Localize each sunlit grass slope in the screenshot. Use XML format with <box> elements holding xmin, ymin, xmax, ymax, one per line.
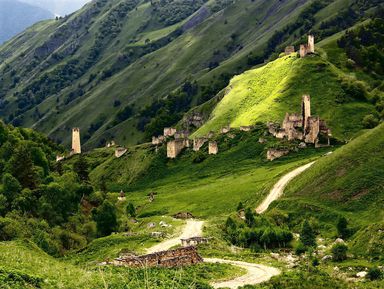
<box><xmin>193</xmin><ymin>54</ymin><xmax>375</xmax><ymax>140</ymax></box>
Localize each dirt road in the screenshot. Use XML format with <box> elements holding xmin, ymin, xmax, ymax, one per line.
<box><xmin>146</xmin><ymin>220</ymin><xmax>204</xmax><ymax>254</ymax></box>
<box><xmin>256</xmin><ymin>161</ymin><xmax>315</xmax><ymax>214</ymax></box>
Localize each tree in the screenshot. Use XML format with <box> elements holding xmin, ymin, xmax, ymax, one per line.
<box><xmin>366</xmin><ymin>267</ymin><xmax>383</xmax><ymax>281</ymax></box>
<box><xmin>9</xmin><ymin>144</ymin><xmax>38</xmax><ymax>189</ymax></box>
<box><xmin>362</xmin><ymin>114</ymin><xmax>379</xmax><ymax>129</ymax></box>
<box><xmin>2</xmin><ymin>173</ymin><xmax>21</xmax><ymax>203</ymax></box>
<box><xmin>92</xmin><ymin>200</ymin><xmax>117</xmax><ymax>237</ymax></box>
<box><xmin>245</xmin><ymin>208</ymin><xmax>255</xmax><ymax>227</ymax></box>
<box><xmin>300</xmin><ymin>220</ymin><xmax>316</xmax><ymax>247</ymax></box>
<box><xmin>336</xmin><ymin>216</ymin><xmax>349</xmax><ymax>239</ymax></box>
<box><xmin>126</xmin><ymin>202</ymin><xmax>136</xmax><ymax>217</ymax></box>
<box><xmin>331</xmin><ymin>243</ymin><xmax>348</xmax><ymax>261</ymax></box>
<box><xmin>73</xmin><ymin>155</ymin><xmax>89</xmax><ymax>182</ymax></box>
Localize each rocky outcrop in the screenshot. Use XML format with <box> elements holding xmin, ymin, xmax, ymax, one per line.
<box><xmin>267</xmin><ymin>149</ymin><xmax>289</xmax><ymax>161</ymax></box>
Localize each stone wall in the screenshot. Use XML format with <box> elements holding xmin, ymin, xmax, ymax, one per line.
<box><xmin>193</xmin><ymin>138</ymin><xmax>207</xmax><ymax>151</ymax></box>
<box><xmin>220</xmin><ymin>126</ymin><xmax>231</xmax><ymax>134</ymax></box>
<box><xmin>164</xmin><ymin>127</ymin><xmax>177</xmax><ymax>137</ymax></box>
<box><xmin>167</xmin><ymin>139</ymin><xmax>187</xmax><ymax>158</ymax></box>
<box><xmin>305</xmin><ymin>116</ymin><xmax>320</xmax><ymax>144</ymax></box>
<box><xmin>285</xmin><ymin>46</ymin><xmax>295</xmax><ymax>55</ymax></box>
<box><xmin>152</xmin><ymin>135</ymin><xmax>165</xmax><ymax>145</ymax></box>
<box><xmin>267</xmin><ymin>149</ymin><xmax>290</xmax><ymax>161</ymax></box>
<box><xmin>113</xmin><ymin>246</ymin><xmax>203</xmax><ymax>268</ymax></box>
<box><xmin>181</xmin><ymin>237</ymin><xmax>211</xmax><ymax>247</ymax></box>
<box><xmin>208</xmin><ymin>141</ymin><xmax>218</xmax><ymax>155</ymax></box>
<box><xmin>240</xmin><ymin>126</ymin><xmax>252</xmax><ymax>132</ymax></box>
<box><xmin>115</xmin><ymin>147</ymin><xmax>127</xmax><ymax>158</ymax></box>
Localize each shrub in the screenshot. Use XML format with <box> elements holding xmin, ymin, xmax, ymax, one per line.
<box><xmin>300</xmin><ymin>220</ymin><xmax>316</xmax><ymax>248</ymax></box>
<box><xmin>331</xmin><ymin>243</ymin><xmax>348</xmax><ymax>261</ymax></box>
<box><xmin>362</xmin><ymin>114</ymin><xmax>380</xmax><ymax>129</ymax></box>
<box><xmin>366</xmin><ymin>267</ymin><xmax>383</xmax><ymax>281</ymax></box>
<box><xmin>295</xmin><ymin>242</ymin><xmax>307</xmax><ymax>255</ymax></box>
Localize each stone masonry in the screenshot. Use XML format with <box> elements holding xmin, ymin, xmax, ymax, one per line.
<box><xmin>300</xmin><ymin>35</ymin><xmax>315</xmax><ymax>58</ymax></box>
<box><xmin>193</xmin><ymin>138</ymin><xmax>208</xmax><ymax>151</ymax></box>
<box><xmin>71</xmin><ymin>128</ymin><xmax>81</xmax><ymax>155</ymax></box>
<box><xmin>167</xmin><ymin>139</ymin><xmax>189</xmax><ymax>158</ymax></box>
<box><xmin>113</xmin><ymin>246</ymin><xmax>203</xmax><ymax>268</ymax></box>
<box><xmin>208</xmin><ymin>141</ymin><xmax>218</xmax><ymax>155</ymax></box>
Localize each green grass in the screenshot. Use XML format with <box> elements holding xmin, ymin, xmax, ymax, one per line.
<box><xmin>0</xmin><ymin>239</ymin><xmax>245</xmax><ymax>289</ymax></box>
<box><xmin>193</xmin><ymin>54</ymin><xmax>375</xmax><ymax>141</ymax></box>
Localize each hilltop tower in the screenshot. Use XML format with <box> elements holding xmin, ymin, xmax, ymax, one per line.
<box><xmin>72</xmin><ymin>128</ymin><xmax>81</xmax><ymax>154</ymax></box>
<box><xmin>302</xmin><ymin>95</ymin><xmax>311</xmax><ymax>131</ymax></box>
<box><xmin>308</xmin><ymin>34</ymin><xmax>315</xmax><ymax>53</ymax></box>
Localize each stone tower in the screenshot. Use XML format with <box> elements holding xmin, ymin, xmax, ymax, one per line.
<box><xmin>72</xmin><ymin>128</ymin><xmax>81</xmax><ymax>154</ymax></box>
<box><xmin>302</xmin><ymin>95</ymin><xmax>311</xmax><ymax>131</ymax></box>
<box><xmin>308</xmin><ymin>34</ymin><xmax>315</xmax><ymax>53</ymax></box>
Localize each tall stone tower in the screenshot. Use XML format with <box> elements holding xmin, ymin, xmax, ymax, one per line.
<box><xmin>302</xmin><ymin>95</ymin><xmax>311</xmax><ymax>131</ymax></box>
<box><xmin>72</xmin><ymin>128</ymin><xmax>81</xmax><ymax>154</ymax></box>
<box><xmin>308</xmin><ymin>34</ymin><xmax>315</xmax><ymax>53</ymax></box>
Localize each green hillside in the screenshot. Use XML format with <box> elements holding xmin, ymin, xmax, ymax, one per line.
<box><xmin>273</xmin><ymin>123</ymin><xmax>384</xmax><ymax>258</ymax></box>
<box><xmin>192</xmin><ymin>53</ymin><xmax>375</xmax><ymax>140</ymax></box>
<box><xmin>0</xmin><ymin>0</ymin><xmax>380</xmax><ymax>149</ymax></box>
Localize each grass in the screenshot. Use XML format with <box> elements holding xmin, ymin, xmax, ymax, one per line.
<box><xmin>193</xmin><ymin>54</ymin><xmax>375</xmax><ymax>141</ymax></box>
<box><xmin>0</xmin><ymin>239</ymin><xmax>245</xmax><ymax>289</ymax></box>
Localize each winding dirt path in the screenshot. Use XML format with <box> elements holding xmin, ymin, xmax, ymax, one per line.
<box><xmin>256</xmin><ymin>161</ymin><xmax>316</xmax><ymax>214</ymax></box>
<box><xmin>146</xmin><ymin>220</ymin><xmax>204</xmax><ymax>254</ymax></box>
<box><xmin>145</xmin><ymin>162</ymin><xmax>316</xmax><ymax>288</ymax></box>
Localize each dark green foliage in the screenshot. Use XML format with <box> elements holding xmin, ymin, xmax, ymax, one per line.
<box><xmin>9</xmin><ymin>144</ymin><xmax>39</xmax><ymax>189</ymax></box>
<box><xmin>73</xmin><ymin>155</ymin><xmax>89</xmax><ymax>182</ymax></box>
<box><xmin>92</xmin><ymin>200</ymin><xmax>118</xmax><ymax>237</ymax></box>
<box><xmin>336</xmin><ymin>216</ymin><xmax>350</xmax><ymax>239</ymax></box>
<box><xmin>295</xmin><ymin>242</ymin><xmax>307</xmax><ymax>255</ymax></box>
<box><xmin>126</xmin><ymin>202</ymin><xmax>136</xmax><ymax>217</ymax></box>
<box><xmin>362</xmin><ymin>114</ymin><xmax>380</xmax><ymax>128</ymax></box>
<box><xmin>224</xmin><ymin>208</ymin><xmax>292</xmax><ymax>250</ymax></box>
<box><xmin>2</xmin><ymin>173</ymin><xmax>21</xmax><ymax>204</ymax></box>
<box><xmin>0</xmin><ymin>267</ymin><xmax>43</xmax><ymax>289</ymax></box>
<box><xmin>331</xmin><ymin>243</ymin><xmax>348</xmax><ymax>261</ymax></box>
<box><xmin>300</xmin><ymin>220</ymin><xmax>316</xmax><ymax>248</ymax></box>
<box><xmin>338</xmin><ymin>18</ymin><xmax>384</xmax><ymax>76</ymax></box>
<box><xmin>366</xmin><ymin>267</ymin><xmax>383</xmax><ymax>281</ymax></box>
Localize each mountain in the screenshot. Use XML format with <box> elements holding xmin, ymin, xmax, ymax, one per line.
<box><xmin>0</xmin><ymin>0</ymin><xmax>381</xmax><ymax>150</ymax></box>
<box><xmin>19</xmin><ymin>0</ymin><xmax>91</xmax><ymax>16</ymax></box>
<box><xmin>0</xmin><ymin>0</ymin><xmax>53</xmax><ymax>44</ymax></box>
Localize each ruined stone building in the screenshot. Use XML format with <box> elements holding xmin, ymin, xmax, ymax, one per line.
<box><xmin>220</xmin><ymin>126</ymin><xmax>231</xmax><ymax>134</ymax></box>
<box><xmin>164</xmin><ymin>127</ymin><xmax>177</xmax><ymax>137</ymax></box>
<box><xmin>115</xmin><ymin>147</ymin><xmax>127</xmax><ymax>158</ymax></box>
<box><xmin>71</xmin><ymin>128</ymin><xmax>81</xmax><ymax>155</ymax></box>
<box><xmin>284</xmin><ymin>46</ymin><xmax>295</xmax><ymax>55</ymax></box>
<box><xmin>113</xmin><ymin>246</ymin><xmax>203</xmax><ymax>268</ymax></box>
<box><xmin>268</xmin><ymin>95</ymin><xmax>331</xmax><ymax>146</ymax></box>
<box><xmin>181</xmin><ymin>237</ymin><xmax>211</xmax><ymax>247</ymax></box>
<box><xmin>240</xmin><ymin>126</ymin><xmax>253</xmax><ymax>132</ymax></box>
<box><xmin>167</xmin><ymin>139</ymin><xmax>190</xmax><ymax>158</ymax></box>
<box><xmin>300</xmin><ymin>34</ymin><xmax>315</xmax><ymax>58</ymax></box>
<box><xmin>193</xmin><ymin>138</ymin><xmax>208</xmax><ymax>151</ymax></box>
<box><xmin>208</xmin><ymin>141</ymin><xmax>218</xmax><ymax>155</ymax></box>
<box><xmin>174</xmin><ymin>130</ymin><xmax>190</xmax><ymax>140</ymax></box>
<box><xmin>152</xmin><ymin>135</ymin><xmax>165</xmax><ymax>145</ymax></box>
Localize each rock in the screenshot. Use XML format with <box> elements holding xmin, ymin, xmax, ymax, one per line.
<box><xmin>270</xmin><ymin>253</ymin><xmax>280</xmax><ymax>260</ymax></box>
<box><xmin>159</xmin><ymin>221</ymin><xmax>171</xmax><ymax>227</ymax></box>
<box><xmin>322</xmin><ymin>255</ymin><xmax>332</xmax><ymax>262</ymax></box>
<box><xmin>258</xmin><ymin>138</ymin><xmax>267</xmax><ymax>144</ymax></box>
<box><xmin>150</xmin><ymin>232</ymin><xmax>164</xmax><ymax>238</ymax></box>
<box><xmin>298</xmin><ymin>142</ymin><xmax>307</xmax><ymax>148</ymax></box>
<box><xmin>317</xmin><ymin>245</ymin><xmax>327</xmax><ymax>249</ymax></box>
<box><xmin>334</xmin><ymin>238</ymin><xmax>345</xmax><ymax>244</ymax></box>
<box><xmin>356</xmin><ymin>271</ymin><xmax>367</xmax><ymax>278</ymax></box>
<box><xmin>147</xmin><ymin>222</ymin><xmax>156</xmax><ymax>228</ymax></box>
<box><xmin>333</xmin><ymin>266</ymin><xmax>339</xmax><ymax>271</ymax></box>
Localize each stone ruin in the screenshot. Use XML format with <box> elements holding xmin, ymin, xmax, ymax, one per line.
<box><xmin>220</xmin><ymin>125</ymin><xmax>231</xmax><ymax>134</ymax></box>
<box><xmin>167</xmin><ymin>139</ymin><xmax>190</xmax><ymax>158</ymax></box>
<box><xmin>106</xmin><ymin>141</ymin><xmax>116</xmax><ymax>148</ymax></box>
<box><xmin>284</xmin><ymin>45</ymin><xmax>295</xmax><ymax>55</ymax></box>
<box><xmin>115</xmin><ymin>147</ymin><xmax>127</xmax><ymax>158</ymax></box>
<box><xmin>118</xmin><ymin>190</ymin><xmax>126</xmax><ymax>201</ymax></box>
<box><xmin>193</xmin><ymin>137</ymin><xmax>208</xmax><ymax>151</ymax></box>
<box><xmin>152</xmin><ymin>135</ymin><xmax>165</xmax><ymax>145</ymax></box>
<box><xmin>183</xmin><ymin>112</ymin><xmax>204</xmax><ymax>128</ymax></box>
<box><xmin>112</xmin><ymin>246</ymin><xmax>203</xmax><ymax>268</ymax></box>
<box><xmin>173</xmin><ymin>212</ymin><xmax>195</xmax><ymax>219</ymax></box>
<box><xmin>174</xmin><ymin>130</ymin><xmax>190</xmax><ymax>140</ymax></box>
<box><xmin>71</xmin><ymin>127</ymin><xmax>81</xmax><ymax>155</ymax></box>
<box><xmin>208</xmin><ymin>141</ymin><xmax>218</xmax><ymax>155</ymax></box>
<box><xmin>268</xmin><ymin>94</ymin><xmax>331</xmax><ymax>147</ymax></box>
<box><xmin>240</xmin><ymin>126</ymin><xmax>253</xmax><ymax>132</ymax></box>
<box><xmin>267</xmin><ymin>149</ymin><xmax>290</xmax><ymax>161</ymax></box>
<box><xmin>148</xmin><ymin>192</ymin><xmax>157</xmax><ymax>203</ymax></box>
<box><xmin>181</xmin><ymin>237</ymin><xmax>211</xmax><ymax>247</ymax></box>
<box><xmin>163</xmin><ymin>127</ymin><xmax>177</xmax><ymax>137</ymax></box>
<box><xmin>300</xmin><ymin>34</ymin><xmax>315</xmax><ymax>58</ymax></box>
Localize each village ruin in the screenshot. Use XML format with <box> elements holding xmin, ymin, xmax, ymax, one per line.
<box><xmin>111</xmin><ymin>246</ymin><xmax>203</xmax><ymax>268</ymax></box>
<box><xmin>284</xmin><ymin>34</ymin><xmax>315</xmax><ymax>58</ymax></box>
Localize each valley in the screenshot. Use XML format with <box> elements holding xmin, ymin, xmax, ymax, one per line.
<box><xmin>0</xmin><ymin>0</ymin><xmax>383</xmax><ymax>288</ymax></box>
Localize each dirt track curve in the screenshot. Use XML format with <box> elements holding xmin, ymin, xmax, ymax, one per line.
<box><xmin>146</xmin><ymin>162</ymin><xmax>316</xmax><ymax>288</ymax></box>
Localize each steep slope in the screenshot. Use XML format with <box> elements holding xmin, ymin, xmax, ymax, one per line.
<box><xmin>274</xmin><ymin>123</ymin><xmax>384</xmax><ymax>258</ymax></box>
<box><xmin>0</xmin><ymin>0</ymin><xmax>379</xmax><ymax>149</ymax></box>
<box><xmin>192</xmin><ymin>53</ymin><xmax>376</xmax><ymax>141</ymax></box>
<box><xmin>0</xmin><ymin>0</ymin><xmax>53</xmax><ymax>44</ymax></box>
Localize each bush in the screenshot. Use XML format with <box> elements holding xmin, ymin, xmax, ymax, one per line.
<box><xmin>362</xmin><ymin>114</ymin><xmax>380</xmax><ymax>129</ymax></box>
<box><xmin>300</xmin><ymin>220</ymin><xmax>316</xmax><ymax>248</ymax></box>
<box><xmin>295</xmin><ymin>242</ymin><xmax>307</xmax><ymax>255</ymax></box>
<box><xmin>331</xmin><ymin>243</ymin><xmax>348</xmax><ymax>261</ymax></box>
<box><xmin>366</xmin><ymin>267</ymin><xmax>383</xmax><ymax>281</ymax></box>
